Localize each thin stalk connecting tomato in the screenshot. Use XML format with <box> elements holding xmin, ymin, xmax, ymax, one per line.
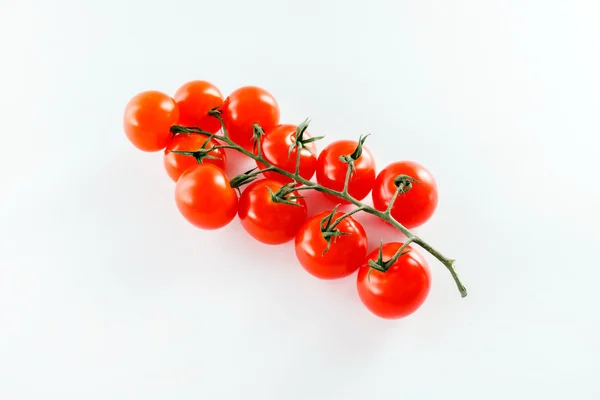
<box><xmin>170</xmin><ymin>118</ymin><xmax>468</xmax><ymax>298</ymax></box>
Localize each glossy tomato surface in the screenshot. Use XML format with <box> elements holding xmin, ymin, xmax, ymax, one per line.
<box><xmin>257</xmin><ymin>124</ymin><xmax>317</xmax><ymax>183</ymax></box>
<box><xmin>295</xmin><ymin>212</ymin><xmax>368</xmax><ymax>279</ymax></box>
<box><xmin>316</xmin><ymin>139</ymin><xmax>376</xmax><ymax>202</ymax></box>
<box><xmin>221</xmin><ymin>86</ymin><xmax>280</xmax><ymax>150</ymax></box>
<box><xmin>372</xmin><ymin>161</ymin><xmax>438</xmax><ymax>228</ymax></box>
<box><xmin>164</xmin><ymin>135</ymin><xmax>226</xmax><ymax>182</ymax></box>
<box><xmin>123</xmin><ymin>90</ymin><xmax>179</xmax><ymax>152</ymax></box>
<box><xmin>357</xmin><ymin>242</ymin><xmax>431</xmax><ymax>319</ymax></box>
<box><xmin>238</xmin><ymin>179</ymin><xmax>307</xmax><ymax>245</ymax></box>
<box><xmin>173</xmin><ymin>80</ymin><xmax>224</xmax><ymax>133</ymax></box>
<box><xmin>175</xmin><ymin>164</ymin><xmax>238</xmax><ymax>229</ymax></box>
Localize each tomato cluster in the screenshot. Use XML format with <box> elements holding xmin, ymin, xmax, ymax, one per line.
<box><xmin>123</xmin><ymin>81</ymin><xmax>441</xmax><ymax>319</ymax></box>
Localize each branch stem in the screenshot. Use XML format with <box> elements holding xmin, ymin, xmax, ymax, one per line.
<box><xmin>208</xmin><ymin>110</ymin><xmax>228</xmax><ymax>138</ymax></box>
<box><xmin>329</xmin><ymin>206</ymin><xmax>367</xmax><ymax>230</ymax></box>
<box><xmin>384</xmin><ymin>238</ymin><xmax>415</xmax><ymax>268</ymax></box>
<box><xmin>294</xmin><ymin>145</ymin><xmax>302</xmax><ymax>175</ymax></box>
<box><xmin>385</xmin><ymin>183</ymin><xmax>405</xmax><ymax>215</ymax></box>
<box><xmin>342</xmin><ymin>162</ymin><xmax>353</xmax><ymax>195</ymax></box>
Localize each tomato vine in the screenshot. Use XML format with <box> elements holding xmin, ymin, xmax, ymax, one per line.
<box><xmin>170</xmin><ymin>114</ymin><xmax>468</xmax><ymax>298</ymax></box>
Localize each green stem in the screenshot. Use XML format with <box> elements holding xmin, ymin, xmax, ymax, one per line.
<box><xmin>208</xmin><ymin>110</ymin><xmax>228</xmax><ymax>139</ymax></box>
<box><xmin>384</xmin><ymin>184</ymin><xmax>404</xmax><ymax>215</ymax></box>
<box><xmin>341</xmin><ymin>162</ymin><xmax>353</xmax><ymax>196</ymax></box>
<box><xmin>294</xmin><ymin>144</ymin><xmax>302</xmax><ymax>176</ymax></box>
<box><xmin>413</xmin><ymin>237</ymin><xmax>467</xmax><ymax>297</ymax></box>
<box><xmin>329</xmin><ymin>206</ymin><xmax>367</xmax><ymax>230</ymax></box>
<box><xmin>170</xmin><ymin>124</ymin><xmax>467</xmax><ymax>298</ymax></box>
<box><xmin>253</xmin><ymin>123</ymin><xmax>265</xmax><ymax>158</ymax></box>
<box><xmin>229</xmin><ymin>166</ymin><xmax>276</xmax><ymax>189</ymax></box>
<box><xmin>383</xmin><ymin>238</ymin><xmax>415</xmax><ymax>269</ymax></box>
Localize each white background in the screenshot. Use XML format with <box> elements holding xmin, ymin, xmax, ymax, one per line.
<box><xmin>1</xmin><ymin>0</ymin><xmax>599</xmax><ymax>398</ymax></box>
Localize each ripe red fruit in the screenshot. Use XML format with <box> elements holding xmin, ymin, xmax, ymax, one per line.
<box><xmin>372</xmin><ymin>161</ymin><xmax>438</xmax><ymax>228</ymax></box>
<box><xmin>357</xmin><ymin>242</ymin><xmax>431</xmax><ymax>319</ymax></box>
<box><xmin>295</xmin><ymin>211</ymin><xmax>368</xmax><ymax>279</ymax></box>
<box><xmin>173</xmin><ymin>80</ymin><xmax>224</xmax><ymax>133</ymax></box>
<box><xmin>175</xmin><ymin>164</ymin><xmax>238</xmax><ymax>230</ymax></box>
<box><xmin>221</xmin><ymin>86</ymin><xmax>280</xmax><ymax>150</ymax></box>
<box><xmin>316</xmin><ymin>139</ymin><xmax>376</xmax><ymax>202</ymax></box>
<box><xmin>123</xmin><ymin>90</ymin><xmax>179</xmax><ymax>152</ymax></box>
<box><xmin>163</xmin><ymin>135</ymin><xmax>226</xmax><ymax>182</ymax></box>
<box><xmin>238</xmin><ymin>179</ymin><xmax>308</xmax><ymax>245</ymax></box>
<box><xmin>257</xmin><ymin>124</ymin><xmax>317</xmax><ymax>183</ymax></box>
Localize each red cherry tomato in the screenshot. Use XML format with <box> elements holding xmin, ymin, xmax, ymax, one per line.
<box><xmin>238</xmin><ymin>179</ymin><xmax>308</xmax><ymax>245</ymax></box>
<box><xmin>164</xmin><ymin>135</ymin><xmax>226</xmax><ymax>182</ymax></box>
<box><xmin>316</xmin><ymin>139</ymin><xmax>376</xmax><ymax>202</ymax></box>
<box><xmin>173</xmin><ymin>80</ymin><xmax>224</xmax><ymax>133</ymax></box>
<box><xmin>221</xmin><ymin>86</ymin><xmax>280</xmax><ymax>150</ymax></box>
<box><xmin>175</xmin><ymin>164</ymin><xmax>238</xmax><ymax>230</ymax></box>
<box><xmin>257</xmin><ymin>124</ymin><xmax>317</xmax><ymax>183</ymax></box>
<box><xmin>123</xmin><ymin>90</ymin><xmax>179</xmax><ymax>152</ymax></box>
<box><xmin>357</xmin><ymin>242</ymin><xmax>431</xmax><ymax>319</ymax></box>
<box><xmin>371</xmin><ymin>161</ymin><xmax>438</xmax><ymax>229</ymax></box>
<box><xmin>295</xmin><ymin>211</ymin><xmax>368</xmax><ymax>279</ymax></box>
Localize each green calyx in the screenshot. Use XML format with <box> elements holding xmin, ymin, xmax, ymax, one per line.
<box><xmin>319</xmin><ymin>205</ymin><xmax>351</xmax><ymax>256</ymax></box>
<box><xmin>266</xmin><ymin>182</ymin><xmax>306</xmax><ymax>207</ymax></box>
<box><xmin>167</xmin><ymin>135</ymin><xmax>222</xmax><ymax>164</ymax></box>
<box><xmin>287</xmin><ymin>118</ymin><xmax>325</xmax><ymax>159</ymax></box>
<box><xmin>393</xmin><ymin>175</ymin><xmax>421</xmax><ymax>194</ymax></box>
<box><xmin>338</xmin><ymin>134</ymin><xmax>371</xmax><ymax>176</ymax></box>
<box><xmin>252</xmin><ymin>123</ymin><xmax>265</xmax><ymax>153</ymax></box>
<box><xmin>229</xmin><ymin>167</ymin><xmax>262</xmax><ymax>189</ymax></box>
<box><xmin>338</xmin><ymin>133</ymin><xmax>370</xmax><ymax>167</ymax></box>
<box><xmin>367</xmin><ymin>240</ymin><xmax>413</xmax><ymax>283</ymax></box>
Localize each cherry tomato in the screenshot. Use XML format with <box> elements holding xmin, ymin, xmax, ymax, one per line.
<box><xmin>357</xmin><ymin>242</ymin><xmax>431</xmax><ymax>319</ymax></box>
<box><xmin>164</xmin><ymin>134</ymin><xmax>226</xmax><ymax>182</ymax></box>
<box><xmin>316</xmin><ymin>139</ymin><xmax>376</xmax><ymax>203</ymax></box>
<box><xmin>295</xmin><ymin>211</ymin><xmax>368</xmax><ymax>279</ymax></box>
<box><xmin>175</xmin><ymin>164</ymin><xmax>238</xmax><ymax>230</ymax></box>
<box><xmin>173</xmin><ymin>80</ymin><xmax>224</xmax><ymax>133</ymax></box>
<box><xmin>123</xmin><ymin>90</ymin><xmax>179</xmax><ymax>152</ymax></box>
<box><xmin>221</xmin><ymin>86</ymin><xmax>280</xmax><ymax>150</ymax></box>
<box><xmin>238</xmin><ymin>179</ymin><xmax>307</xmax><ymax>245</ymax></box>
<box><xmin>371</xmin><ymin>161</ymin><xmax>438</xmax><ymax>229</ymax></box>
<box><xmin>257</xmin><ymin>124</ymin><xmax>317</xmax><ymax>183</ymax></box>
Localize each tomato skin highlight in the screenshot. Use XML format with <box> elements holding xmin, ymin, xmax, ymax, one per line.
<box><xmin>175</xmin><ymin>164</ymin><xmax>238</xmax><ymax>230</ymax></box>
<box><xmin>174</xmin><ymin>80</ymin><xmax>224</xmax><ymax>133</ymax></box>
<box><xmin>295</xmin><ymin>212</ymin><xmax>368</xmax><ymax>279</ymax></box>
<box><xmin>357</xmin><ymin>242</ymin><xmax>431</xmax><ymax>319</ymax></box>
<box><xmin>164</xmin><ymin>135</ymin><xmax>226</xmax><ymax>182</ymax></box>
<box><xmin>123</xmin><ymin>90</ymin><xmax>179</xmax><ymax>152</ymax></box>
<box><xmin>316</xmin><ymin>139</ymin><xmax>376</xmax><ymax>203</ymax></box>
<box><xmin>238</xmin><ymin>179</ymin><xmax>308</xmax><ymax>245</ymax></box>
<box><xmin>257</xmin><ymin>124</ymin><xmax>317</xmax><ymax>183</ymax></box>
<box><xmin>221</xmin><ymin>86</ymin><xmax>280</xmax><ymax>150</ymax></box>
<box><xmin>371</xmin><ymin>161</ymin><xmax>438</xmax><ymax>229</ymax></box>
